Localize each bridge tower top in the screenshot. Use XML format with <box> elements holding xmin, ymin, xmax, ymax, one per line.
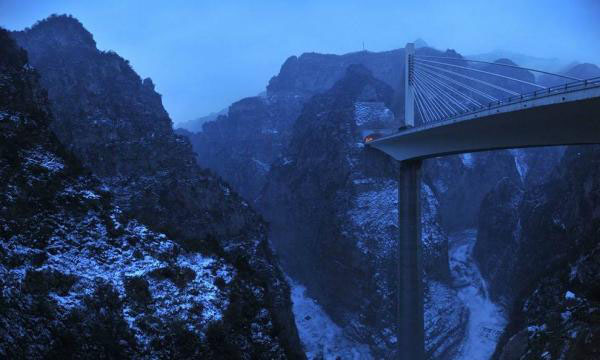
<box><xmin>404</xmin><ymin>43</ymin><xmax>415</xmax><ymax>127</ymax></box>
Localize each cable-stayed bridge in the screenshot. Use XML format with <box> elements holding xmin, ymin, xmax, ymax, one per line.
<box><xmin>367</xmin><ymin>43</ymin><xmax>600</xmax><ymax>360</ymax></box>
<box><xmin>371</xmin><ymin>44</ymin><xmax>600</xmax><ymax>161</ymax></box>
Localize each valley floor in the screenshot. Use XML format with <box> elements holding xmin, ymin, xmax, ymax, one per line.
<box><xmin>289</xmin><ymin>278</ymin><xmax>373</xmax><ymax>360</ymax></box>
<box><xmin>449</xmin><ymin>229</ymin><xmax>507</xmax><ymax>360</ymax></box>
<box><xmin>288</xmin><ymin>229</ymin><xmax>507</xmax><ymax>360</ymax></box>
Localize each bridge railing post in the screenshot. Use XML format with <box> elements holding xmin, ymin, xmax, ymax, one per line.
<box><xmin>404</xmin><ymin>43</ymin><xmax>415</xmax><ymax>127</ymax></box>
<box><xmin>397</xmin><ymin>159</ymin><xmax>424</xmax><ymax>360</ymax></box>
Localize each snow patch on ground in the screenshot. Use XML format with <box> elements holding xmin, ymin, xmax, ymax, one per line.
<box><xmin>347</xmin><ymin>180</ymin><xmax>397</xmax><ymax>255</ymax></box>
<box><xmin>1</xmin><ymin>205</ymin><xmax>233</xmax><ymax>348</ymax></box>
<box><xmin>289</xmin><ymin>279</ymin><xmax>372</xmax><ymax>360</ymax></box>
<box><xmin>509</xmin><ymin>149</ymin><xmax>528</xmax><ymax>181</ymax></box>
<box><xmin>449</xmin><ymin>229</ymin><xmax>507</xmax><ymax>360</ymax></box>
<box><xmin>23</xmin><ymin>146</ymin><xmax>65</xmax><ymax>172</ymax></box>
<box><xmin>460</xmin><ymin>153</ymin><xmax>474</xmax><ymax>168</ymax></box>
<box><xmin>354</xmin><ymin>102</ymin><xmax>394</xmax><ymax>126</ymax></box>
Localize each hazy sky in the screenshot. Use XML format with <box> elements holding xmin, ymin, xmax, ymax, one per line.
<box><xmin>2</xmin><ymin>0</ymin><xmax>599</xmax><ymax>124</ymax></box>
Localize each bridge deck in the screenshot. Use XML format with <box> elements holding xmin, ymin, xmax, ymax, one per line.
<box><xmin>369</xmin><ymin>83</ymin><xmax>600</xmax><ymax>161</ymax></box>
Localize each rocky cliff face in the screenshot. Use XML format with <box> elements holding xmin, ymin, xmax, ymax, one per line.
<box><xmin>183</xmin><ymin>48</ymin><xmax>407</xmax><ymax>205</ymax></box>
<box><xmin>0</xmin><ymin>27</ymin><xmax>273</xmax><ymax>359</ymax></box>
<box><xmin>184</xmin><ymin>41</ymin><xmax>600</xmax><ymax>359</ymax></box>
<box><xmin>488</xmin><ymin>145</ymin><xmax>600</xmax><ymax>359</ymax></box>
<box><xmin>473</xmin><ymin>61</ymin><xmax>600</xmax><ymax>360</ymax></box>
<box><xmin>425</xmin><ymin>151</ymin><xmax>522</xmax><ymax>232</ymax></box>
<box><xmin>8</xmin><ymin>13</ymin><xmax>600</xmax><ymax>359</ymax></box>
<box><xmin>267</xmin><ymin>50</ymin><xmax>404</xmax><ymax>95</ymax></box>
<box><xmin>180</xmin><ymin>42</ymin><xmax>600</xmax><ymax>359</ymax></box>
<box><xmin>10</xmin><ymin>16</ymin><xmax>305</xmax><ymax>359</ymax></box>
<box><xmin>261</xmin><ymin>65</ymin><xmax>467</xmax><ymax>359</ymax></box>
<box><xmin>182</xmin><ymin>44</ymin><xmax>560</xmax><ymax>358</ymax></box>
<box><xmin>437</xmin><ymin>147</ymin><xmax>563</xmax><ymax>273</ymax></box>
<box><xmin>183</xmin><ymin>93</ymin><xmax>307</xmax><ymax>203</ymax></box>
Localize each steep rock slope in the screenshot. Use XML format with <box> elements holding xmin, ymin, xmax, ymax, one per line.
<box><xmin>0</xmin><ymin>28</ymin><xmax>285</xmax><ymax>359</ymax></box>
<box><xmin>183</xmin><ymin>48</ymin><xmax>409</xmax><ymax>204</ymax></box>
<box><xmin>190</xmin><ymin>45</ymin><xmax>558</xmax><ymax>233</ymax></box>
<box><xmin>474</xmin><ymin>63</ymin><xmax>600</xmax><ymax>305</ymax></box>
<box><xmin>261</xmin><ymin>65</ymin><xmax>467</xmax><ymax>359</ymax></box>
<box><xmin>426</xmin><ymin>146</ymin><xmax>563</xmax><ymax>233</ymax></box>
<box><xmin>184</xmin><ymin>93</ymin><xmax>307</xmax><ymax>203</ymax></box>
<box><xmin>425</xmin><ymin>151</ymin><xmax>521</xmax><ymax>232</ymax></box>
<box><xmin>267</xmin><ymin>50</ymin><xmax>404</xmax><ymax>96</ymax></box>
<box><xmin>183</xmin><ymin>41</ymin><xmax>573</xmax><ymax>358</ymax></box>
<box><xmin>473</xmin><ymin>62</ymin><xmax>600</xmax><ymax>359</ymax></box>
<box><xmin>184</xmin><ymin>44</ymin><xmax>563</xmax><ymax>358</ymax></box>
<box><xmin>489</xmin><ymin>145</ymin><xmax>600</xmax><ymax>359</ymax></box>
<box><xmin>186</xmin><ymin>49</ymin><xmax>480</xmax><ymax>209</ymax></box>
<box><xmin>12</xmin><ymin>16</ymin><xmax>304</xmax><ymax>358</ymax></box>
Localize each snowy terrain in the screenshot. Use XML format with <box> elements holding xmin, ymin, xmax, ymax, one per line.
<box><xmin>289</xmin><ymin>279</ymin><xmax>373</xmax><ymax>360</ymax></box>
<box><xmin>449</xmin><ymin>230</ymin><xmax>507</xmax><ymax>360</ymax></box>
<box><xmin>353</xmin><ymin>101</ymin><xmax>394</xmax><ymax>126</ymax></box>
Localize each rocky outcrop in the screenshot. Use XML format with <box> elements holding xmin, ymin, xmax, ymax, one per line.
<box><xmin>490</xmin><ymin>145</ymin><xmax>600</xmax><ymax>359</ymax></box>
<box><xmin>185</xmin><ymin>93</ymin><xmax>307</xmax><ymax>203</ymax></box>
<box><xmin>473</xmin><ymin>176</ymin><xmax>524</xmax><ymax>305</ymax></box>
<box><xmin>425</xmin><ymin>150</ymin><xmax>521</xmax><ymax>232</ymax></box>
<box><xmin>475</xmin><ymin>62</ymin><xmax>600</xmax><ymax>356</ymax></box>
<box><xmin>177</xmin><ymin>108</ymin><xmax>228</xmax><ymax>133</ymax></box>
<box><xmin>0</xmin><ymin>27</ymin><xmax>282</xmax><ymax>358</ymax></box>
<box><xmin>472</xmin><ymin>148</ymin><xmax>566</xmax><ymax>306</ymax></box>
<box><xmin>183</xmin><ymin>48</ymin><xmax>410</xmax><ymax>204</ymax></box>
<box><xmin>184</xmin><ymin>44</ymin><xmax>555</xmax><ymax>358</ymax></box>
<box><xmin>261</xmin><ymin>65</ymin><xmax>467</xmax><ymax>359</ymax></box>
<box><xmin>10</xmin><ymin>16</ymin><xmax>305</xmax><ymax>358</ymax></box>
<box><xmin>267</xmin><ymin>50</ymin><xmax>404</xmax><ymax>96</ymax></box>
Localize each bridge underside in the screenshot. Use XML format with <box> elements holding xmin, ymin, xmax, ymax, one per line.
<box><xmin>369</xmin><ymin>86</ymin><xmax>600</xmax><ymax>161</ymax></box>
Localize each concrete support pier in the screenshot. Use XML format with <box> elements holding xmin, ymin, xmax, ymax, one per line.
<box><xmin>397</xmin><ymin>159</ymin><xmax>424</xmax><ymax>360</ymax></box>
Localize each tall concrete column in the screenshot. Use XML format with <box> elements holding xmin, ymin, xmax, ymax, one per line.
<box><xmin>397</xmin><ymin>159</ymin><xmax>424</xmax><ymax>360</ymax></box>
<box><xmin>404</xmin><ymin>43</ymin><xmax>415</xmax><ymax>127</ymax></box>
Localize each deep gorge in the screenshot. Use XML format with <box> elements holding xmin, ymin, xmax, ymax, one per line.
<box><xmin>1</xmin><ymin>10</ymin><xmax>600</xmax><ymax>360</ymax></box>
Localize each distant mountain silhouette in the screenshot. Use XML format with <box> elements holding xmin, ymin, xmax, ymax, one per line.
<box><xmin>176</xmin><ymin>108</ymin><xmax>228</xmax><ymax>133</ymax></box>
<box><xmin>467</xmin><ymin>49</ymin><xmax>567</xmax><ymax>72</ymax></box>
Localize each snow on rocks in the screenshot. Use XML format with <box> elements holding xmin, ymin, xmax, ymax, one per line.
<box><xmin>289</xmin><ymin>279</ymin><xmax>373</xmax><ymax>360</ymax></box>
<box><xmin>460</xmin><ymin>153</ymin><xmax>474</xmax><ymax>168</ymax></box>
<box><xmin>353</xmin><ymin>102</ymin><xmax>394</xmax><ymax>127</ymax></box>
<box><xmin>449</xmin><ymin>230</ymin><xmax>507</xmax><ymax>360</ymax></box>
<box><xmin>0</xmin><ymin>163</ymin><xmax>235</xmax><ymax>354</ymax></box>
<box><xmin>347</xmin><ymin>179</ymin><xmax>397</xmax><ymax>256</ymax></box>
<box><xmin>509</xmin><ymin>149</ymin><xmax>529</xmax><ymax>181</ymax></box>
<box><xmin>425</xmin><ymin>281</ymin><xmax>468</xmax><ymax>359</ymax></box>
<box><xmin>23</xmin><ymin>146</ymin><xmax>65</xmax><ymax>173</ymax></box>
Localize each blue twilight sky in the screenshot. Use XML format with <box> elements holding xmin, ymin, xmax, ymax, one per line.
<box><xmin>2</xmin><ymin>0</ymin><xmax>599</xmax><ymax>125</ymax></box>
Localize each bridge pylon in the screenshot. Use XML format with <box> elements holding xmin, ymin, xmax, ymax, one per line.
<box><xmin>404</xmin><ymin>42</ymin><xmax>415</xmax><ymax>127</ymax></box>
<box><xmin>397</xmin><ymin>42</ymin><xmax>425</xmax><ymax>360</ymax></box>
